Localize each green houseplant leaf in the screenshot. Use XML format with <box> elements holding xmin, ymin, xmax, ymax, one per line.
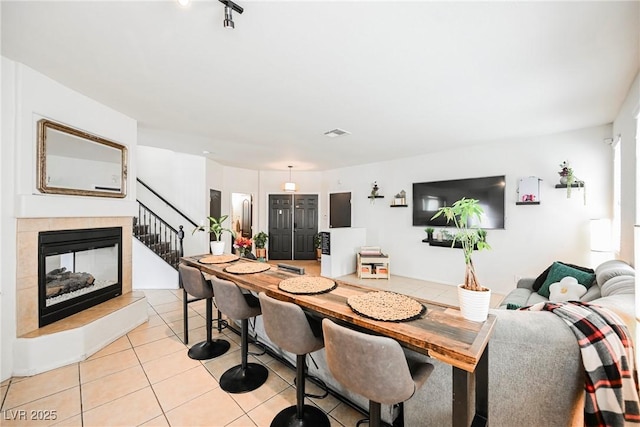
<box><xmin>432</xmin><ymin>198</ymin><xmax>491</xmax><ymax>291</ymax></box>
<box><xmin>192</xmin><ymin>215</ymin><xmax>235</xmax><ymax>241</ymax></box>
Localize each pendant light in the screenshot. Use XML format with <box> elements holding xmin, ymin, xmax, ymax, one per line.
<box><xmin>283</xmin><ymin>166</ymin><xmax>297</xmax><ymax>193</ymax></box>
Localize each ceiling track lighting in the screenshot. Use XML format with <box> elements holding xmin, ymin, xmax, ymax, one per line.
<box><xmin>218</xmin><ymin>0</ymin><xmax>243</xmax><ymax>29</ymax></box>
<box><xmin>283</xmin><ymin>166</ymin><xmax>297</xmax><ymax>193</ymax></box>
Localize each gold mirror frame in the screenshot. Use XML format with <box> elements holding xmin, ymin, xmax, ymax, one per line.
<box><xmin>37</xmin><ymin>119</ymin><xmax>128</xmax><ymax>198</ymax></box>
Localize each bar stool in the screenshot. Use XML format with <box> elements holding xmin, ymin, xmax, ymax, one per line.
<box><xmin>322</xmin><ymin>319</ymin><xmax>434</xmax><ymax>427</ymax></box>
<box><xmin>210</xmin><ymin>276</ymin><xmax>269</xmax><ymax>393</ymax></box>
<box><xmin>258</xmin><ymin>292</ymin><xmax>330</xmax><ymax>427</ymax></box>
<box><xmin>178</xmin><ymin>264</ymin><xmax>230</xmax><ymax>360</ymax></box>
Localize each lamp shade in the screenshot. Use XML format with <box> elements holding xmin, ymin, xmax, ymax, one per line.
<box><xmin>283</xmin><ymin>182</ymin><xmax>297</xmax><ymax>192</ymax></box>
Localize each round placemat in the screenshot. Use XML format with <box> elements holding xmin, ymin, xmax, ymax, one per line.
<box><xmin>347</xmin><ymin>291</ymin><xmax>426</xmax><ymax>322</ymax></box>
<box><xmin>224</xmin><ymin>262</ymin><xmax>272</xmax><ymax>275</ymax></box>
<box><xmin>199</xmin><ymin>254</ymin><xmax>240</xmax><ymax>264</ymax></box>
<box><xmin>278</xmin><ymin>276</ymin><xmax>337</xmax><ymax>295</ymax></box>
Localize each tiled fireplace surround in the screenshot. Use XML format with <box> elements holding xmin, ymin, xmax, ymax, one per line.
<box><xmin>16</xmin><ymin>217</ymin><xmax>133</xmax><ymax>336</ymax></box>
<box><xmin>14</xmin><ymin>216</ymin><xmax>147</xmax><ymax>376</ymax></box>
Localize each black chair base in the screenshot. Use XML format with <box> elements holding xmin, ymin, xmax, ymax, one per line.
<box><xmin>219</xmin><ymin>363</ymin><xmax>268</xmax><ymax>393</ymax></box>
<box><xmin>271</xmin><ymin>405</ymin><xmax>330</xmax><ymax>427</ymax></box>
<box><xmin>187</xmin><ymin>339</ymin><xmax>230</xmax><ymax>360</ymax></box>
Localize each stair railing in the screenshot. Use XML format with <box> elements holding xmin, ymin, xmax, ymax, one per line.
<box><xmin>135</xmin><ymin>202</ymin><xmax>184</xmax><ymax>270</ymax></box>
<box><xmin>137</xmin><ymin>178</ymin><xmax>198</xmax><ymax>228</ymax></box>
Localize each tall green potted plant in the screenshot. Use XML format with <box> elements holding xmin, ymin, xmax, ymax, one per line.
<box><xmin>432</xmin><ymin>198</ymin><xmax>492</xmax><ymax>321</ymax></box>
<box><xmin>193</xmin><ymin>215</ymin><xmax>235</xmax><ymax>255</ymax></box>
<box><xmin>254</xmin><ymin>231</ymin><xmax>268</xmax><ymax>260</ymax></box>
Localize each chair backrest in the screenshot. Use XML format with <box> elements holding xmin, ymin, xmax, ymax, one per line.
<box><xmin>179</xmin><ymin>264</ymin><xmax>213</xmax><ymax>299</ymax></box>
<box><xmin>258</xmin><ymin>292</ymin><xmax>324</xmax><ymax>356</ymax></box>
<box><xmin>322</xmin><ymin>318</ymin><xmax>416</xmax><ymax>405</ymax></box>
<box><xmin>210</xmin><ymin>275</ymin><xmax>261</xmax><ymax>320</ymax></box>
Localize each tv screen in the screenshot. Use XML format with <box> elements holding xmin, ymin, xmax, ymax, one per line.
<box><xmin>412</xmin><ymin>175</ymin><xmax>506</xmax><ymax>229</ymax></box>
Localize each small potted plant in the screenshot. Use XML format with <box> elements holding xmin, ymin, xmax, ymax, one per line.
<box><xmin>558</xmin><ymin>160</ymin><xmax>585</xmax><ymax>202</ymax></box>
<box><xmin>193</xmin><ymin>215</ymin><xmax>235</xmax><ymax>255</ymax></box>
<box><xmin>254</xmin><ymin>232</ymin><xmax>268</xmax><ymax>260</ymax></box>
<box><xmin>314</xmin><ymin>233</ymin><xmax>322</xmax><ymax>261</ymax></box>
<box><xmin>432</xmin><ymin>198</ymin><xmax>492</xmax><ymax>322</ymax></box>
<box><xmin>424</xmin><ymin>227</ymin><xmax>434</xmax><ymax>241</ymax></box>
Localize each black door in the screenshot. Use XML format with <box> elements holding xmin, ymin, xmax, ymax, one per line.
<box><xmin>209</xmin><ymin>189</ymin><xmax>222</xmax><ymax>242</ymax></box>
<box><xmin>268</xmin><ymin>195</ymin><xmax>293</xmax><ymax>260</ymax></box>
<box><xmin>330</xmin><ymin>192</ymin><xmax>351</xmax><ymax>228</ymax></box>
<box><xmin>294</xmin><ymin>194</ymin><xmax>318</xmax><ymax>260</ymax></box>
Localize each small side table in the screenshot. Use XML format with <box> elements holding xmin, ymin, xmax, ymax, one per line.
<box><xmin>356</xmin><ymin>253</ymin><xmax>390</xmax><ymax>279</ymax></box>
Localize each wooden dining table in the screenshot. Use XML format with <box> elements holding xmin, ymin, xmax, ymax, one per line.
<box><xmin>181</xmin><ymin>255</ymin><xmax>497</xmax><ymax>427</ymax></box>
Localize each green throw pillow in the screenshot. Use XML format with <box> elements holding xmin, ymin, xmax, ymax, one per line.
<box><xmin>537</xmin><ymin>262</ymin><xmax>595</xmax><ymax>298</ymax></box>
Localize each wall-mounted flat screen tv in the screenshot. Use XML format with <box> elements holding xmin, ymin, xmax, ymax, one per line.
<box><xmin>412</xmin><ymin>175</ymin><xmax>506</xmax><ymax>229</ymax></box>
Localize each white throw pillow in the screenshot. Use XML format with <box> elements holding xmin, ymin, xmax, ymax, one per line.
<box><xmin>549</xmin><ymin>276</ymin><xmax>587</xmax><ymax>302</ymax></box>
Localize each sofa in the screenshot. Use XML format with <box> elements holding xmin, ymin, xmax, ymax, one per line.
<box><xmin>405</xmin><ymin>259</ymin><xmax>636</xmax><ymax>427</ymax></box>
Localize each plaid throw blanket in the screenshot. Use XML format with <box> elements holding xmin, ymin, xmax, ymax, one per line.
<box><xmin>525</xmin><ymin>301</ymin><xmax>640</xmax><ymax>426</ymax></box>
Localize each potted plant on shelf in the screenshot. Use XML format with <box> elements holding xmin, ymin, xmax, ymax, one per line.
<box><xmin>192</xmin><ymin>215</ymin><xmax>235</xmax><ymax>255</ymax></box>
<box><xmin>254</xmin><ymin>232</ymin><xmax>268</xmax><ymax>260</ymax></box>
<box><xmin>314</xmin><ymin>233</ymin><xmax>322</xmax><ymax>261</ymax></box>
<box><xmin>432</xmin><ymin>198</ymin><xmax>492</xmax><ymax>322</ymax></box>
<box><xmin>424</xmin><ymin>227</ymin><xmax>434</xmax><ymax>241</ymax></box>
<box><xmin>558</xmin><ymin>160</ymin><xmax>586</xmax><ymax>203</ymax></box>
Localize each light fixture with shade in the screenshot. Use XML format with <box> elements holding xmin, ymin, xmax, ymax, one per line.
<box><xmin>219</xmin><ymin>0</ymin><xmax>243</xmax><ymax>29</ymax></box>
<box><xmin>283</xmin><ymin>166</ymin><xmax>297</xmax><ymax>193</ymax></box>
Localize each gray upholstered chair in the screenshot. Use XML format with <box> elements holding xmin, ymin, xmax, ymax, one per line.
<box><xmin>210</xmin><ymin>276</ymin><xmax>269</xmax><ymax>393</ymax></box>
<box><xmin>178</xmin><ymin>264</ymin><xmax>230</xmax><ymax>360</ymax></box>
<box><xmin>322</xmin><ymin>318</ymin><xmax>433</xmax><ymax>427</ymax></box>
<box><xmin>258</xmin><ymin>292</ymin><xmax>330</xmax><ymax>427</ymax></box>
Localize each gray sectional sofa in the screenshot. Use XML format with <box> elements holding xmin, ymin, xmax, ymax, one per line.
<box><xmin>244</xmin><ymin>260</ymin><xmax>635</xmax><ymax>426</ymax></box>
<box><xmin>405</xmin><ymin>259</ymin><xmax>636</xmax><ymax>427</ymax></box>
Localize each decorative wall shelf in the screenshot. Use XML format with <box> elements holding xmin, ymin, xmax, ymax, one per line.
<box><xmin>554</xmin><ymin>183</ymin><xmax>584</xmax><ymax>188</ymax></box>
<box><xmin>367</xmin><ymin>195</ymin><xmax>384</xmax><ymax>199</ymax></box>
<box><xmin>515</xmin><ymin>201</ymin><xmax>540</xmax><ymax>206</ymax></box>
<box><xmin>390</xmin><ymin>204</ymin><xmax>407</xmax><ymax>207</ymax></box>
<box><xmin>422</xmin><ymin>238</ymin><xmax>479</xmax><ymax>250</ymax></box>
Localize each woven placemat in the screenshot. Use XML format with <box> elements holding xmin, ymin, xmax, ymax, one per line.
<box><xmin>199</xmin><ymin>254</ymin><xmax>240</xmax><ymax>264</ymax></box>
<box><xmin>347</xmin><ymin>291</ymin><xmax>426</xmax><ymax>322</ymax></box>
<box><xmin>278</xmin><ymin>276</ymin><xmax>337</xmax><ymax>295</ymax></box>
<box><xmin>224</xmin><ymin>262</ymin><xmax>272</xmax><ymax>275</ymax></box>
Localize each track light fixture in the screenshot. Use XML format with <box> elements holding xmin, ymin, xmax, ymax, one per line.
<box><xmin>219</xmin><ymin>0</ymin><xmax>243</xmax><ymax>29</ymax></box>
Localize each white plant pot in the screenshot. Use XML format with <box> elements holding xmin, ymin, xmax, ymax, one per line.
<box><xmin>210</xmin><ymin>241</ymin><xmax>225</xmax><ymax>255</ymax></box>
<box><xmin>457</xmin><ymin>284</ymin><xmax>491</xmax><ymax>322</ymax></box>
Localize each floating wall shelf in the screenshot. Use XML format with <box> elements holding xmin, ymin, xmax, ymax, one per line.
<box><xmin>367</xmin><ymin>195</ymin><xmax>384</xmax><ymax>199</ymax></box>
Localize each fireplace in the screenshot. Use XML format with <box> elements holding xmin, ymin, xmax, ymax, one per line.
<box><xmin>38</xmin><ymin>227</ymin><xmax>123</xmax><ymax>327</ymax></box>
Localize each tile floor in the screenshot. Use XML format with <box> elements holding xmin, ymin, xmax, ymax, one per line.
<box><xmin>1</xmin><ymin>288</ymin><xmax>365</xmax><ymax>427</ymax></box>
<box><xmin>0</xmin><ymin>262</ymin><xmax>504</xmax><ymax>427</ymax></box>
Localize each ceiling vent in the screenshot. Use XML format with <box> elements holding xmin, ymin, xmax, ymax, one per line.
<box><xmin>324</xmin><ymin>128</ymin><xmax>351</xmax><ymax>138</ymax></box>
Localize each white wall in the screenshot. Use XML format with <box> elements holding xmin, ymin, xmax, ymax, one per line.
<box><xmin>1</xmin><ymin>58</ymin><xmax>137</xmax><ymax>381</ymax></box>
<box><xmin>614</xmin><ymin>72</ymin><xmax>640</xmax><ymax>262</ymax></box>
<box><xmin>321</xmin><ymin>125</ymin><xmax>614</xmax><ymax>295</ymax></box>
<box><xmin>135</xmin><ymin>143</ymin><xmax>207</xmax><ymax>256</ymax></box>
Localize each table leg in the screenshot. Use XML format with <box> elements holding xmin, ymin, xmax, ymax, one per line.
<box><xmin>452</xmin><ymin>344</ymin><xmax>489</xmax><ymax>427</ymax></box>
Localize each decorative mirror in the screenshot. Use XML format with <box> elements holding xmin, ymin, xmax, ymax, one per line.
<box><xmin>37</xmin><ymin>119</ymin><xmax>127</xmax><ymax>198</ymax></box>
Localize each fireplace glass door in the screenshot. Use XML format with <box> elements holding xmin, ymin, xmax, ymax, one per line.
<box><xmin>39</xmin><ymin>227</ymin><xmax>123</xmax><ymax>327</ymax></box>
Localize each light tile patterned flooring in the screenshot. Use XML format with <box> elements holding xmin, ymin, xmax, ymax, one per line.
<box><xmin>1</xmin><ymin>288</ymin><xmax>365</xmax><ymax>426</ymax></box>
<box><xmin>0</xmin><ymin>260</ymin><xmax>504</xmax><ymax>427</ymax></box>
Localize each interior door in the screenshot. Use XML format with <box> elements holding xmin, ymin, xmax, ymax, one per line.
<box><xmin>293</xmin><ymin>194</ymin><xmax>318</xmax><ymax>260</ymax></box>
<box><xmin>209</xmin><ymin>189</ymin><xmax>222</xmax><ymax>242</ymax></box>
<box><xmin>330</xmin><ymin>192</ymin><xmax>351</xmax><ymax>228</ymax></box>
<box><xmin>268</xmin><ymin>195</ymin><xmax>293</xmax><ymax>260</ymax></box>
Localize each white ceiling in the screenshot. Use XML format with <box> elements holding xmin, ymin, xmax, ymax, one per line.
<box><xmin>2</xmin><ymin>1</ymin><xmax>639</xmax><ymax>172</ymax></box>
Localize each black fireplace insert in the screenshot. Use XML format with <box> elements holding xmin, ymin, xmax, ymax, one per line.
<box><xmin>38</xmin><ymin>227</ymin><xmax>123</xmax><ymax>327</ymax></box>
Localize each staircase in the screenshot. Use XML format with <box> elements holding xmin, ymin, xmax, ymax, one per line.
<box><xmin>133</xmin><ymin>178</ymin><xmax>198</xmax><ymax>270</ymax></box>
<box><xmin>133</xmin><ymin>202</ymin><xmax>184</xmax><ymax>270</ymax></box>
